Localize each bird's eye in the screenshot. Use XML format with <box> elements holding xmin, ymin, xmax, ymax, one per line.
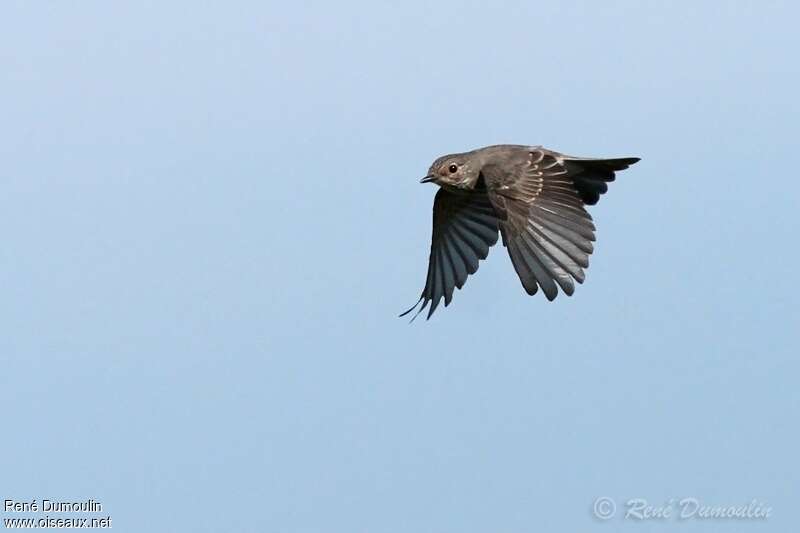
<box><xmin>448</xmin><ymin>164</ymin><xmax>458</xmax><ymax>173</ymax></box>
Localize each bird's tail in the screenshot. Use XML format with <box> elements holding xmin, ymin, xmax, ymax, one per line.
<box><xmin>564</xmin><ymin>157</ymin><xmax>640</xmax><ymax>205</ymax></box>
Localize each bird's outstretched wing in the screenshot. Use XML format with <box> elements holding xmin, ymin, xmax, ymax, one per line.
<box><xmin>401</xmin><ymin>188</ymin><xmax>500</xmax><ymax>320</ymax></box>
<box><xmin>484</xmin><ymin>148</ymin><xmax>639</xmax><ymax>300</ymax></box>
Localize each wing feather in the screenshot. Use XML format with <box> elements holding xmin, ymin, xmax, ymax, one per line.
<box><xmin>516</xmin><ymin>230</ymin><xmax>562</xmax><ymax>299</ymax></box>
<box><xmin>442</xmin><ymin>234</ymin><xmax>468</xmax><ymax>290</ymax></box>
<box><xmin>484</xmin><ymin>147</ymin><xmax>637</xmax><ymax>300</ymax></box>
<box><xmin>401</xmin><ymin>188</ymin><xmax>500</xmax><ymax>320</ymax></box>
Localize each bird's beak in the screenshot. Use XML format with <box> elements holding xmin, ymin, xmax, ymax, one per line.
<box><xmin>420</xmin><ymin>175</ymin><xmax>436</xmax><ymax>184</ymax></box>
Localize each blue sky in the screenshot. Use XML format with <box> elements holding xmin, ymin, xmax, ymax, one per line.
<box><xmin>1</xmin><ymin>1</ymin><xmax>798</xmax><ymax>532</ymax></box>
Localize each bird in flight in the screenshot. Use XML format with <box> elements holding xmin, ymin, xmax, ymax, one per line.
<box><xmin>401</xmin><ymin>144</ymin><xmax>640</xmax><ymax>321</ymax></box>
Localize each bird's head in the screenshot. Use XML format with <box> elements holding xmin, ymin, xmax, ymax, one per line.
<box><xmin>420</xmin><ymin>153</ymin><xmax>480</xmax><ymax>189</ymax></box>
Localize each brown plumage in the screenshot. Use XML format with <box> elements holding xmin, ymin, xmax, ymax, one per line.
<box><xmin>401</xmin><ymin>145</ymin><xmax>640</xmax><ymax>320</ymax></box>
